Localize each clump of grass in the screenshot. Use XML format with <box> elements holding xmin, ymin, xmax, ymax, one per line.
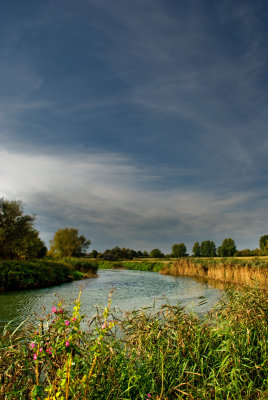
<box><xmin>0</xmin><ymin>286</ymin><xmax>267</xmax><ymax>399</ymax></box>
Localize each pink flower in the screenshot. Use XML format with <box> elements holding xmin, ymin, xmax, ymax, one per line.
<box><xmin>33</xmin><ymin>353</ymin><xmax>37</xmax><ymax>360</ymax></box>
<box><xmin>72</xmin><ymin>317</ymin><xmax>76</xmax><ymax>321</ymax></box>
<box><xmin>39</xmin><ymin>348</ymin><xmax>43</xmax><ymax>352</ymax></box>
<box><xmin>46</xmin><ymin>348</ymin><xmax>52</xmax><ymax>355</ymax></box>
<box><xmin>147</xmin><ymin>394</ymin><xmax>152</xmax><ymax>398</ymax></box>
<box><xmin>65</xmin><ymin>320</ymin><xmax>70</xmax><ymax>326</ymax></box>
<box><xmin>30</xmin><ymin>342</ymin><xmax>36</xmax><ymax>349</ymax></box>
<box><xmin>52</xmin><ymin>306</ymin><xmax>57</xmax><ymax>313</ymax></box>
<box><xmin>65</xmin><ymin>341</ymin><xmax>70</xmax><ymax>347</ymax></box>
<box><xmin>58</xmin><ymin>309</ymin><xmax>63</xmax><ymax>314</ymax></box>
<box><xmin>102</xmin><ymin>323</ymin><xmax>106</xmax><ymax>329</ymax></box>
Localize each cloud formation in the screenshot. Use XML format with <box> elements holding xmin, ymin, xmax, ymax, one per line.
<box><xmin>0</xmin><ymin>0</ymin><xmax>267</xmax><ymax>252</ymax></box>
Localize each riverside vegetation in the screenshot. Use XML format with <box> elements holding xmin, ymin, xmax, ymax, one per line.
<box><xmin>0</xmin><ymin>286</ymin><xmax>267</xmax><ymax>399</ymax></box>
<box><xmin>160</xmin><ymin>257</ymin><xmax>268</xmax><ymax>289</ymax></box>
<box><xmin>0</xmin><ymin>259</ymin><xmax>98</xmax><ymax>291</ymax></box>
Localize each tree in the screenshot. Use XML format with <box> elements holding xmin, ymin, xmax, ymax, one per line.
<box><xmin>200</xmin><ymin>240</ymin><xmax>216</xmax><ymax>257</ymax></box>
<box><xmin>0</xmin><ymin>198</ymin><xmax>46</xmax><ymax>259</ymax></box>
<box><xmin>192</xmin><ymin>242</ymin><xmax>200</xmax><ymax>257</ymax></box>
<box><xmin>149</xmin><ymin>248</ymin><xmax>164</xmax><ymax>258</ymax></box>
<box><xmin>217</xmin><ymin>238</ymin><xmax>236</xmax><ymax>257</ymax></box>
<box><xmin>172</xmin><ymin>243</ymin><xmax>187</xmax><ymax>257</ymax></box>
<box><xmin>259</xmin><ymin>235</ymin><xmax>268</xmax><ymax>251</ymax></box>
<box><xmin>49</xmin><ymin>228</ymin><xmax>91</xmax><ymax>257</ymax></box>
<box><xmin>91</xmin><ymin>250</ymin><xmax>98</xmax><ymax>258</ymax></box>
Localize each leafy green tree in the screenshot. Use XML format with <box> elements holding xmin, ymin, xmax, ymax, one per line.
<box><xmin>172</xmin><ymin>243</ymin><xmax>187</xmax><ymax>257</ymax></box>
<box><xmin>0</xmin><ymin>198</ymin><xmax>46</xmax><ymax>259</ymax></box>
<box><xmin>49</xmin><ymin>228</ymin><xmax>91</xmax><ymax>257</ymax></box>
<box><xmin>200</xmin><ymin>240</ymin><xmax>216</xmax><ymax>257</ymax></box>
<box><xmin>91</xmin><ymin>249</ymin><xmax>98</xmax><ymax>258</ymax></box>
<box><xmin>192</xmin><ymin>242</ymin><xmax>200</xmax><ymax>257</ymax></box>
<box><xmin>259</xmin><ymin>235</ymin><xmax>268</xmax><ymax>251</ymax></box>
<box><xmin>149</xmin><ymin>248</ymin><xmax>164</xmax><ymax>258</ymax></box>
<box><xmin>217</xmin><ymin>238</ymin><xmax>236</xmax><ymax>257</ymax></box>
<box><xmin>142</xmin><ymin>250</ymin><xmax>149</xmax><ymax>258</ymax></box>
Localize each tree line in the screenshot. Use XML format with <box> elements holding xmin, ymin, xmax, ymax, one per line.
<box><xmin>1</xmin><ymin>198</ymin><xmax>268</xmax><ymax>260</ymax></box>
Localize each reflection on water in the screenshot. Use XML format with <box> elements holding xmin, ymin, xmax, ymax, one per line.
<box><xmin>0</xmin><ymin>269</ymin><xmax>223</xmax><ymax>331</ymax></box>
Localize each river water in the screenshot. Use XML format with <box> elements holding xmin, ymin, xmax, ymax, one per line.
<box><xmin>0</xmin><ymin>269</ymin><xmax>223</xmax><ymax>331</ymax></box>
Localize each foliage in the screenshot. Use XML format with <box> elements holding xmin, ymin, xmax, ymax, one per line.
<box><xmin>192</xmin><ymin>241</ymin><xmax>201</xmax><ymax>257</ymax></box>
<box><xmin>49</xmin><ymin>228</ymin><xmax>91</xmax><ymax>258</ymax></box>
<box><xmin>200</xmin><ymin>240</ymin><xmax>216</xmax><ymax>257</ymax></box>
<box><xmin>259</xmin><ymin>235</ymin><xmax>268</xmax><ymax>251</ymax></box>
<box><xmin>1</xmin><ymin>287</ymin><xmax>267</xmax><ymax>399</ymax></box>
<box><xmin>217</xmin><ymin>238</ymin><xmax>237</xmax><ymax>257</ymax></box>
<box><xmin>0</xmin><ymin>198</ymin><xmax>46</xmax><ymax>260</ymax></box>
<box><xmin>171</xmin><ymin>242</ymin><xmax>187</xmax><ymax>257</ymax></box>
<box><xmin>149</xmin><ymin>248</ymin><xmax>165</xmax><ymax>258</ymax></box>
<box><xmin>0</xmin><ymin>260</ymin><xmax>83</xmax><ymax>291</ymax></box>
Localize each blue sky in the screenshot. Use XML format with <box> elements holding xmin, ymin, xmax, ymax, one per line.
<box><xmin>0</xmin><ymin>0</ymin><xmax>267</xmax><ymax>253</ymax></box>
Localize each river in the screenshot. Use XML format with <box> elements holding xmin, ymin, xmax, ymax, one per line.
<box><xmin>0</xmin><ymin>269</ymin><xmax>223</xmax><ymax>331</ymax></box>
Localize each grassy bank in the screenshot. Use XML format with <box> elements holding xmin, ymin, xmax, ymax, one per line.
<box><xmin>96</xmin><ymin>259</ymin><xmax>167</xmax><ymax>272</ymax></box>
<box><xmin>161</xmin><ymin>258</ymin><xmax>268</xmax><ymax>289</ymax></box>
<box><xmin>0</xmin><ymin>259</ymin><xmax>98</xmax><ymax>291</ymax></box>
<box><xmin>0</xmin><ymin>286</ymin><xmax>267</xmax><ymax>399</ymax></box>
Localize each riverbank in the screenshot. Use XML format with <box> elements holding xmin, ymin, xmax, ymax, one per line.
<box><xmin>0</xmin><ymin>259</ymin><xmax>98</xmax><ymax>291</ymax></box>
<box><xmin>160</xmin><ymin>257</ymin><xmax>268</xmax><ymax>289</ymax></box>
<box><xmin>1</xmin><ymin>286</ymin><xmax>267</xmax><ymax>399</ymax></box>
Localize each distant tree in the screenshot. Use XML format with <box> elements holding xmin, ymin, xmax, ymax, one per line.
<box><xmin>149</xmin><ymin>248</ymin><xmax>164</xmax><ymax>258</ymax></box>
<box><xmin>143</xmin><ymin>250</ymin><xmax>149</xmax><ymax>258</ymax></box>
<box><xmin>91</xmin><ymin>249</ymin><xmax>98</xmax><ymax>258</ymax></box>
<box><xmin>259</xmin><ymin>235</ymin><xmax>268</xmax><ymax>251</ymax></box>
<box><xmin>217</xmin><ymin>238</ymin><xmax>236</xmax><ymax>257</ymax></box>
<box><xmin>172</xmin><ymin>243</ymin><xmax>187</xmax><ymax>257</ymax></box>
<box><xmin>0</xmin><ymin>198</ymin><xmax>46</xmax><ymax>259</ymax></box>
<box><xmin>192</xmin><ymin>242</ymin><xmax>200</xmax><ymax>257</ymax></box>
<box><xmin>136</xmin><ymin>250</ymin><xmax>143</xmax><ymax>258</ymax></box>
<box><xmin>200</xmin><ymin>240</ymin><xmax>216</xmax><ymax>257</ymax></box>
<box><xmin>49</xmin><ymin>228</ymin><xmax>91</xmax><ymax>257</ymax></box>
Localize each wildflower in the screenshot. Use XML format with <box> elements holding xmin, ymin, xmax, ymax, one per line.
<box><xmin>52</xmin><ymin>306</ymin><xmax>57</xmax><ymax>313</ymax></box>
<box><xmin>33</xmin><ymin>353</ymin><xmax>37</xmax><ymax>360</ymax></box>
<box><xmin>147</xmin><ymin>394</ymin><xmax>152</xmax><ymax>398</ymax></box>
<box><xmin>102</xmin><ymin>323</ymin><xmax>106</xmax><ymax>329</ymax></box>
<box><xmin>58</xmin><ymin>309</ymin><xmax>63</xmax><ymax>314</ymax></box>
<box><xmin>65</xmin><ymin>320</ymin><xmax>70</xmax><ymax>326</ymax></box>
<box><xmin>65</xmin><ymin>340</ymin><xmax>70</xmax><ymax>347</ymax></box>
<box><xmin>39</xmin><ymin>348</ymin><xmax>43</xmax><ymax>352</ymax></box>
<box><xmin>72</xmin><ymin>316</ymin><xmax>76</xmax><ymax>321</ymax></box>
<box><xmin>46</xmin><ymin>348</ymin><xmax>52</xmax><ymax>355</ymax></box>
<box><xmin>30</xmin><ymin>342</ymin><xmax>36</xmax><ymax>349</ymax></box>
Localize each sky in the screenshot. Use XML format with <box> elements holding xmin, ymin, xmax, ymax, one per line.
<box><xmin>0</xmin><ymin>0</ymin><xmax>267</xmax><ymax>253</ymax></box>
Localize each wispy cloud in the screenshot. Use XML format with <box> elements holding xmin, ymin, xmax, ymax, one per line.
<box><xmin>0</xmin><ymin>147</ymin><xmax>265</xmax><ymax>251</ymax></box>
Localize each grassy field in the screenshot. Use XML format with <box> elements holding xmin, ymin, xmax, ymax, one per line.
<box><xmin>0</xmin><ymin>286</ymin><xmax>267</xmax><ymax>399</ymax></box>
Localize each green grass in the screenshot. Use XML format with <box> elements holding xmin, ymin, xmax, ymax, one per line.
<box><xmin>94</xmin><ymin>259</ymin><xmax>169</xmax><ymax>272</ymax></box>
<box><xmin>0</xmin><ymin>286</ymin><xmax>267</xmax><ymax>399</ymax></box>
